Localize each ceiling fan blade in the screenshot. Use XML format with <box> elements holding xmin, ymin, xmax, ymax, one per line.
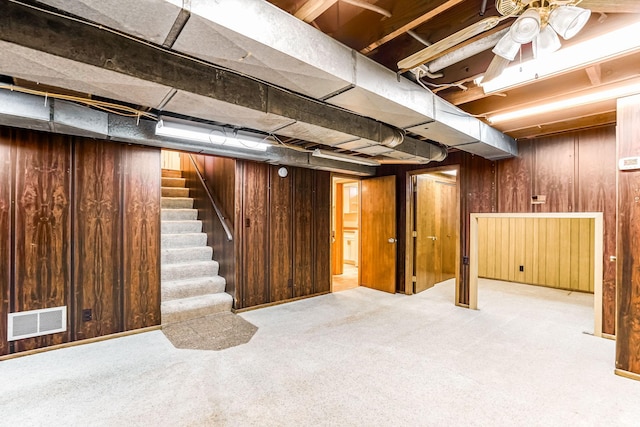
<box><xmin>397</xmin><ymin>16</ymin><xmax>509</xmax><ymax>71</ymax></box>
<box><xmin>480</xmin><ymin>55</ymin><xmax>511</xmax><ymax>85</ymax></box>
<box><xmin>579</xmin><ymin>0</ymin><xmax>640</xmax><ymax>13</ymax></box>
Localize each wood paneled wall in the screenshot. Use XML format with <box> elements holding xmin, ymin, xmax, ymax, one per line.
<box><xmin>478</xmin><ymin>217</ymin><xmax>594</xmax><ymax>292</ymax></box>
<box><xmin>122</xmin><ymin>146</ymin><xmax>161</xmax><ymax>330</ymax></box>
<box><xmin>74</xmin><ymin>140</ymin><xmax>122</xmax><ymax>340</ymax></box>
<box><xmin>237</xmin><ymin>162</ymin><xmax>330</xmax><ymax>309</ymax></box>
<box><xmin>0</xmin><ymin>127</ymin><xmax>161</xmax><ymax>356</ymax></box>
<box><xmin>14</xmin><ymin>133</ymin><xmax>72</xmax><ymax>352</ymax></box>
<box><xmin>616</xmin><ymin>95</ymin><xmax>640</xmax><ymax>375</ymax></box>
<box><xmin>378</xmin><ymin>125</ymin><xmax>616</xmax><ymax>331</ymax></box>
<box><xmin>0</xmin><ymin>130</ymin><xmax>10</xmax><ymax>356</ymax></box>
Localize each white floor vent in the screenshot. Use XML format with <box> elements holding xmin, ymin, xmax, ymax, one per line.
<box><xmin>8</xmin><ymin>306</ymin><xmax>67</xmax><ymax>341</ymax></box>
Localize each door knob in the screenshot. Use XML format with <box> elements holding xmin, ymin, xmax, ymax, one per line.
<box><xmin>388</xmin><ymin>237</ymin><xmax>397</xmax><ymax>243</ymax></box>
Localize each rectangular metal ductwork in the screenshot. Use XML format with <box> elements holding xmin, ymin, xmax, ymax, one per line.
<box><xmin>8</xmin><ymin>306</ymin><xmax>67</xmax><ymax>341</ymax></box>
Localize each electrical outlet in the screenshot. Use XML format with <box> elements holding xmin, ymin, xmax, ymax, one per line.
<box><xmin>82</xmin><ymin>308</ymin><xmax>92</xmax><ymax>322</ymax></box>
<box><xmin>519</xmin><ymin>265</ymin><xmax>524</xmax><ymax>272</ymax></box>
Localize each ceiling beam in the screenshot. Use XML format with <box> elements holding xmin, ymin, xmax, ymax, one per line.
<box><xmin>294</xmin><ymin>0</ymin><xmax>338</xmax><ymax>22</ymax></box>
<box><xmin>579</xmin><ymin>0</ymin><xmax>640</xmax><ymax>14</ymax></box>
<box><xmin>360</xmin><ymin>0</ymin><xmax>465</xmax><ymax>54</ymax></box>
<box><xmin>585</xmin><ymin>64</ymin><xmax>602</xmax><ymax>86</ymax></box>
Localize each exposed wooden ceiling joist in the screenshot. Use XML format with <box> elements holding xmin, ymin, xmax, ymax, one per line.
<box><xmin>294</xmin><ymin>0</ymin><xmax>338</xmax><ymax>22</ymax></box>
<box><xmin>360</xmin><ymin>0</ymin><xmax>465</xmax><ymax>54</ymax></box>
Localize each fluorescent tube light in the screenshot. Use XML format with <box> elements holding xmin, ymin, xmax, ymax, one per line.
<box><xmin>488</xmin><ymin>80</ymin><xmax>640</xmax><ymax>123</ymax></box>
<box><xmin>481</xmin><ymin>19</ymin><xmax>640</xmax><ymax>93</ymax></box>
<box><xmin>155</xmin><ymin>118</ymin><xmax>269</xmax><ymax>151</ymax></box>
<box><xmin>312</xmin><ymin>149</ymin><xmax>380</xmax><ymax>166</ymax></box>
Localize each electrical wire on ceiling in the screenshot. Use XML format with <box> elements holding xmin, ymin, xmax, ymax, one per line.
<box><xmin>0</xmin><ymin>84</ymin><xmax>157</xmax><ymax>120</ymax></box>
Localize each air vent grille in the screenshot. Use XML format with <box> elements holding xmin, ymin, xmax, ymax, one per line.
<box><xmin>8</xmin><ymin>306</ymin><xmax>67</xmax><ymax>341</ymax></box>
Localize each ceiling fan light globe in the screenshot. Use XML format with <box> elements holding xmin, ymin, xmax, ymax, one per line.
<box><xmin>549</xmin><ymin>6</ymin><xmax>591</xmax><ymax>40</ymax></box>
<box><xmin>492</xmin><ymin>32</ymin><xmax>521</xmax><ymax>61</ymax></box>
<box><xmin>510</xmin><ymin>8</ymin><xmax>541</xmax><ymax>43</ymax></box>
<box><xmin>533</xmin><ymin>25</ymin><xmax>562</xmax><ymax>58</ymax></box>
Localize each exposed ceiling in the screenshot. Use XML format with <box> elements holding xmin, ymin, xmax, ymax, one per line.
<box><xmin>266</xmin><ymin>0</ymin><xmax>640</xmax><ymax>139</ymax></box>
<box><xmin>0</xmin><ymin>0</ymin><xmax>639</xmax><ymax>173</ymax></box>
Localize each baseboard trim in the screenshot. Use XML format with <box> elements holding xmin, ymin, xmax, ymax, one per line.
<box><xmin>615</xmin><ymin>368</ymin><xmax>640</xmax><ymax>382</ymax></box>
<box><xmin>234</xmin><ymin>292</ymin><xmax>330</xmax><ymax>313</ymax></box>
<box><xmin>0</xmin><ymin>325</ymin><xmax>161</xmax><ymax>361</ymax></box>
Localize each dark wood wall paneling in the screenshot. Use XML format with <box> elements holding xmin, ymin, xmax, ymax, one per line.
<box><xmin>0</xmin><ymin>129</ymin><xmax>13</xmax><ymax>356</ymax></box>
<box><xmin>14</xmin><ymin>131</ymin><xmax>72</xmax><ymax>352</ymax></box>
<box><xmin>74</xmin><ymin>140</ymin><xmax>122</xmax><ymax>340</ymax></box>
<box><xmin>182</xmin><ymin>154</ymin><xmax>238</xmax><ymax>305</ymax></box>
<box><xmin>575</xmin><ymin>127</ymin><xmax>617</xmax><ymax>335</ymax></box>
<box><xmin>0</xmin><ymin>126</ymin><xmax>161</xmax><ymax>355</ymax></box>
<box><xmin>240</xmin><ymin>162</ymin><xmax>270</xmax><ymax>308</ymax></box>
<box><xmin>378</xmin><ymin>126</ymin><xmax>617</xmax><ymax>328</ymax></box>
<box><xmin>269</xmin><ymin>164</ymin><xmax>293</xmax><ymax>302</ymax></box>
<box><xmin>122</xmin><ymin>146</ymin><xmax>161</xmax><ymax>330</ymax></box>
<box><xmin>314</xmin><ymin>171</ymin><xmax>331</xmax><ymax>294</ymax></box>
<box><xmin>237</xmin><ymin>161</ymin><xmax>330</xmax><ymax>309</ymax></box>
<box><xmin>616</xmin><ymin>95</ymin><xmax>640</xmax><ymax>375</ymax></box>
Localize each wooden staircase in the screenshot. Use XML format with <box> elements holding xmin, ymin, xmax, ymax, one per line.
<box><xmin>160</xmin><ymin>169</ymin><xmax>232</xmax><ymax>324</ymax></box>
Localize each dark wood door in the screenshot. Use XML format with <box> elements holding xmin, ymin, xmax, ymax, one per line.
<box><xmin>360</xmin><ymin>175</ymin><xmax>396</xmax><ymax>293</ymax></box>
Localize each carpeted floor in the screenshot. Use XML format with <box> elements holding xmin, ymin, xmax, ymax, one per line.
<box><xmin>1</xmin><ymin>279</ymin><xmax>639</xmax><ymax>426</ymax></box>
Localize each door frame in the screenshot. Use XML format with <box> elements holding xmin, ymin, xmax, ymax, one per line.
<box><xmin>405</xmin><ymin>165</ymin><xmax>461</xmax><ymax>303</ymax></box>
<box><xmin>469</xmin><ymin>212</ymin><xmax>604</xmax><ymax>337</ymax></box>
<box><xmin>330</xmin><ymin>174</ymin><xmax>361</xmax><ymax>292</ymax></box>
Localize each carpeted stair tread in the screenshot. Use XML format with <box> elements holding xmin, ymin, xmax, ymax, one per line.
<box><xmin>162</xmin><ymin>187</ymin><xmax>190</xmax><ymax>197</ymax></box>
<box><xmin>161</xmin><ymin>208</ymin><xmax>198</xmax><ymax>221</ymax></box>
<box><xmin>162</xmin><ymin>169</ymin><xmax>182</xmax><ymax>178</ymax></box>
<box><xmin>162</xmin><ymin>276</ymin><xmax>227</xmax><ymax>301</ymax></box>
<box><xmin>162</xmin><ymin>246</ymin><xmax>213</xmax><ymax>264</ymax></box>
<box><xmin>162</xmin><ymin>260</ymin><xmax>219</xmax><ymax>281</ymax></box>
<box><xmin>161</xmin><ymin>220</ymin><xmax>203</xmax><ymax>234</ymax></box>
<box><xmin>161</xmin><ymin>177</ymin><xmax>186</xmax><ymax>188</ymax></box>
<box><xmin>162</xmin><ymin>232</ymin><xmax>208</xmax><ymax>248</ymax></box>
<box><xmin>161</xmin><ymin>197</ymin><xmax>194</xmax><ymax>209</ymax></box>
<box><xmin>161</xmin><ymin>293</ymin><xmax>233</xmax><ymax>324</ymax></box>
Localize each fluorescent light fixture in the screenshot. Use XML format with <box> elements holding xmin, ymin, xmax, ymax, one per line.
<box><xmin>488</xmin><ymin>80</ymin><xmax>640</xmax><ymax>123</ymax></box>
<box><xmin>155</xmin><ymin>118</ymin><xmax>269</xmax><ymax>151</ymax></box>
<box><xmin>312</xmin><ymin>149</ymin><xmax>380</xmax><ymax>166</ymax></box>
<box><xmin>481</xmin><ymin>19</ymin><xmax>640</xmax><ymax>93</ymax></box>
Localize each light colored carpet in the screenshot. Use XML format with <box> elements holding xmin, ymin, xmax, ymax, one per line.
<box><xmin>1</xmin><ymin>279</ymin><xmax>639</xmax><ymax>426</ymax></box>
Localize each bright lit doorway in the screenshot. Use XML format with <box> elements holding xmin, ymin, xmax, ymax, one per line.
<box><xmin>331</xmin><ymin>177</ymin><xmax>360</xmax><ymax>292</ymax></box>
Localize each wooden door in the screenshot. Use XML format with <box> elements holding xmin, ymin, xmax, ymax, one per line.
<box><xmin>414</xmin><ymin>175</ymin><xmax>457</xmax><ymax>293</ymax></box>
<box><xmin>360</xmin><ymin>176</ymin><xmax>396</xmax><ymax>293</ymax></box>
<box><xmin>415</xmin><ymin>176</ymin><xmax>438</xmax><ymax>293</ymax></box>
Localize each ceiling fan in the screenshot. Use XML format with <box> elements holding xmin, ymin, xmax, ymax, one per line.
<box><xmin>397</xmin><ymin>0</ymin><xmax>637</xmax><ymax>83</ymax></box>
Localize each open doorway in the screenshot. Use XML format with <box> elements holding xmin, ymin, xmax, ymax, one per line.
<box><xmin>406</xmin><ymin>167</ymin><xmax>460</xmax><ymax>297</ymax></box>
<box><xmin>469</xmin><ymin>213</ymin><xmax>604</xmax><ymax>337</ymax></box>
<box><xmin>331</xmin><ymin>177</ymin><xmax>360</xmax><ymax>292</ymax></box>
